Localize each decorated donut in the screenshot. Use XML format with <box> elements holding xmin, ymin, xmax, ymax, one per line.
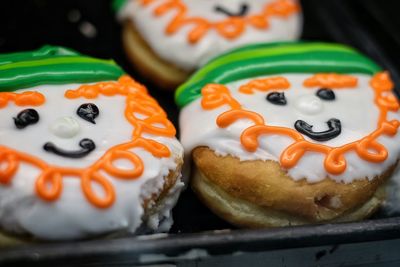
<box><xmin>0</xmin><ymin>46</ymin><xmax>184</xmax><ymax>243</ymax></box>
<box><xmin>114</xmin><ymin>0</ymin><xmax>302</xmax><ymax>89</ymax></box>
<box><xmin>176</xmin><ymin>42</ymin><xmax>400</xmax><ymax>227</ymax></box>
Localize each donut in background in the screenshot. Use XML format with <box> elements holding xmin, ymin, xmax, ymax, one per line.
<box><xmin>115</xmin><ymin>0</ymin><xmax>302</xmax><ymax>90</ymax></box>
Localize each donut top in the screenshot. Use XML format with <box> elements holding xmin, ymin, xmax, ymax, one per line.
<box><xmin>0</xmin><ymin>46</ymin><xmax>183</xmax><ymax>239</ymax></box>
<box><xmin>178</xmin><ymin>42</ymin><xmax>400</xmax><ymax>183</ymax></box>
<box><xmin>116</xmin><ymin>0</ymin><xmax>302</xmax><ymax>71</ymax></box>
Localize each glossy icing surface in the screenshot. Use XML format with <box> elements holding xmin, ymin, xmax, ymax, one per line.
<box><xmin>180</xmin><ymin>73</ymin><xmax>400</xmax><ymax>183</ymax></box>
<box><xmin>0</xmin><ymin>46</ymin><xmax>124</xmax><ymax>91</ymax></box>
<box><xmin>118</xmin><ymin>0</ymin><xmax>302</xmax><ymax>71</ymax></box>
<box><xmin>175</xmin><ymin>42</ymin><xmax>382</xmax><ymax>108</ymax></box>
<box><xmin>0</xmin><ymin>79</ymin><xmax>183</xmax><ymax>240</ymax></box>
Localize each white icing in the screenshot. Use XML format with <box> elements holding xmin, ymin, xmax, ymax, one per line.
<box><xmin>49</xmin><ymin>116</ymin><xmax>81</xmax><ymax>138</ymax></box>
<box><xmin>0</xmin><ymin>83</ymin><xmax>184</xmax><ymax>240</ymax></box>
<box><xmin>145</xmin><ymin>177</ymin><xmax>184</xmax><ymax>232</ymax></box>
<box><xmin>294</xmin><ymin>94</ymin><xmax>324</xmax><ymax>115</ymax></box>
<box><xmin>179</xmin><ymin>74</ymin><xmax>400</xmax><ymax>183</ymax></box>
<box><xmin>118</xmin><ymin>0</ymin><xmax>302</xmax><ymax>71</ymax></box>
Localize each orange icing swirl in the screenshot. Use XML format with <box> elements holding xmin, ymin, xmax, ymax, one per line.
<box><xmin>0</xmin><ymin>91</ymin><xmax>45</xmax><ymax>108</ymax></box>
<box><xmin>0</xmin><ymin>75</ymin><xmax>176</xmax><ymax>208</ymax></box>
<box><xmin>200</xmin><ymin>72</ymin><xmax>400</xmax><ymax>175</ymax></box>
<box><xmin>303</xmin><ymin>73</ymin><xmax>359</xmax><ymax>88</ymax></box>
<box><xmin>141</xmin><ymin>0</ymin><xmax>300</xmax><ymax>44</ymax></box>
<box><xmin>239</xmin><ymin>76</ymin><xmax>291</xmax><ymax>94</ymax></box>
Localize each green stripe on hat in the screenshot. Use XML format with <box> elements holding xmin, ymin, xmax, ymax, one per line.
<box><xmin>175</xmin><ymin>42</ymin><xmax>382</xmax><ymax>108</ymax></box>
<box><xmin>0</xmin><ymin>46</ymin><xmax>124</xmax><ymax>91</ymax></box>
<box><xmin>112</xmin><ymin>0</ymin><xmax>128</xmax><ymax>12</ymax></box>
<box><xmin>187</xmin><ymin>42</ymin><xmax>356</xmax><ymax>85</ymax></box>
<box><xmin>0</xmin><ymin>46</ymin><xmax>77</xmax><ymax>65</ymax></box>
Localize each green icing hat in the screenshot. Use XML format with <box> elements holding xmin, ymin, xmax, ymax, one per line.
<box><xmin>175</xmin><ymin>42</ymin><xmax>382</xmax><ymax>108</ymax></box>
<box><xmin>112</xmin><ymin>0</ymin><xmax>128</xmax><ymax>12</ymax></box>
<box><xmin>0</xmin><ymin>45</ymin><xmax>124</xmax><ymax>91</ymax></box>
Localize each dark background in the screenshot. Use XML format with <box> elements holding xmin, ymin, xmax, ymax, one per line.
<box><xmin>2</xmin><ymin>0</ymin><xmax>400</xmax><ymax>266</ymax></box>
<box><xmin>0</xmin><ymin>0</ymin><xmax>400</xmax><ymax>234</ymax></box>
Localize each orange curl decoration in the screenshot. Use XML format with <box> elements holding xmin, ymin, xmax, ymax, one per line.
<box><xmin>0</xmin><ymin>91</ymin><xmax>45</xmax><ymax>108</ymax></box>
<box><xmin>0</xmin><ymin>75</ymin><xmax>176</xmax><ymax>208</ymax></box>
<box><xmin>239</xmin><ymin>76</ymin><xmax>291</xmax><ymax>94</ymax></box>
<box><xmin>200</xmin><ymin>72</ymin><xmax>400</xmax><ymax>175</ymax></box>
<box><xmin>140</xmin><ymin>0</ymin><xmax>300</xmax><ymax>44</ymax></box>
<box><xmin>303</xmin><ymin>73</ymin><xmax>358</xmax><ymax>88</ymax></box>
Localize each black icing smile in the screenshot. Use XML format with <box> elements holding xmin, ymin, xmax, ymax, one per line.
<box><xmin>294</xmin><ymin>119</ymin><xmax>342</xmax><ymax>142</ymax></box>
<box><xmin>43</xmin><ymin>138</ymin><xmax>96</xmax><ymax>158</ymax></box>
<box><xmin>214</xmin><ymin>3</ymin><xmax>249</xmax><ymax>17</ymax></box>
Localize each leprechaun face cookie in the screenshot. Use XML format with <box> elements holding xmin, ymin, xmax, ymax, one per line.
<box><xmin>1</xmin><ymin>85</ymin><xmax>131</xmax><ymax>168</ymax></box>
<box><xmin>116</xmin><ymin>0</ymin><xmax>301</xmax><ymax>89</ymax></box>
<box><xmin>0</xmin><ymin>46</ymin><xmax>183</xmax><ymax>242</ymax></box>
<box><xmin>177</xmin><ymin>42</ymin><xmax>400</xmax><ymax>227</ymax></box>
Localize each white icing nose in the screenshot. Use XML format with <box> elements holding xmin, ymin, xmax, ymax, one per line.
<box><xmin>50</xmin><ymin>116</ymin><xmax>80</xmax><ymax>138</ymax></box>
<box><xmin>294</xmin><ymin>95</ymin><xmax>324</xmax><ymax>115</ymax></box>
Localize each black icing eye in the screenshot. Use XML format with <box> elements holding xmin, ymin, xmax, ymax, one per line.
<box><xmin>214</xmin><ymin>3</ymin><xmax>249</xmax><ymax>17</ymax></box>
<box><xmin>266</xmin><ymin>92</ymin><xmax>287</xmax><ymax>106</ymax></box>
<box><xmin>77</xmin><ymin>103</ymin><xmax>99</xmax><ymax>124</ymax></box>
<box><xmin>316</xmin><ymin>88</ymin><xmax>335</xmax><ymax>101</ymax></box>
<box><xmin>14</xmin><ymin>109</ymin><xmax>40</xmax><ymax>129</ymax></box>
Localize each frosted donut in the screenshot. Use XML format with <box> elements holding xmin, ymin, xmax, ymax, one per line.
<box><xmin>177</xmin><ymin>42</ymin><xmax>400</xmax><ymax>227</ymax></box>
<box><xmin>114</xmin><ymin>0</ymin><xmax>302</xmax><ymax>90</ymax></box>
<box><xmin>0</xmin><ymin>46</ymin><xmax>184</xmax><ymax>244</ymax></box>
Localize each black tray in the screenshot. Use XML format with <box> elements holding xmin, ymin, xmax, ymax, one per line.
<box><xmin>1</xmin><ymin>0</ymin><xmax>400</xmax><ymax>266</ymax></box>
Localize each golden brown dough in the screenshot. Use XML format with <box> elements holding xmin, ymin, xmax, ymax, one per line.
<box><xmin>122</xmin><ymin>22</ymin><xmax>190</xmax><ymax>90</ymax></box>
<box><xmin>192</xmin><ymin>147</ymin><xmax>392</xmax><ymax>227</ymax></box>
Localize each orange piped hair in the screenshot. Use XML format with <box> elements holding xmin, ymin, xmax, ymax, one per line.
<box><xmin>0</xmin><ymin>91</ymin><xmax>45</xmax><ymax>108</ymax></box>
<box><xmin>239</xmin><ymin>76</ymin><xmax>291</xmax><ymax>94</ymax></box>
<box><xmin>0</xmin><ymin>75</ymin><xmax>176</xmax><ymax>208</ymax></box>
<box><xmin>141</xmin><ymin>0</ymin><xmax>300</xmax><ymax>44</ymax></box>
<box><xmin>303</xmin><ymin>73</ymin><xmax>358</xmax><ymax>88</ymax></box>
<box><xmin>201</xmin><ymin>72</ymin><xmax>400</xmax><ymax>175</ymax></box>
